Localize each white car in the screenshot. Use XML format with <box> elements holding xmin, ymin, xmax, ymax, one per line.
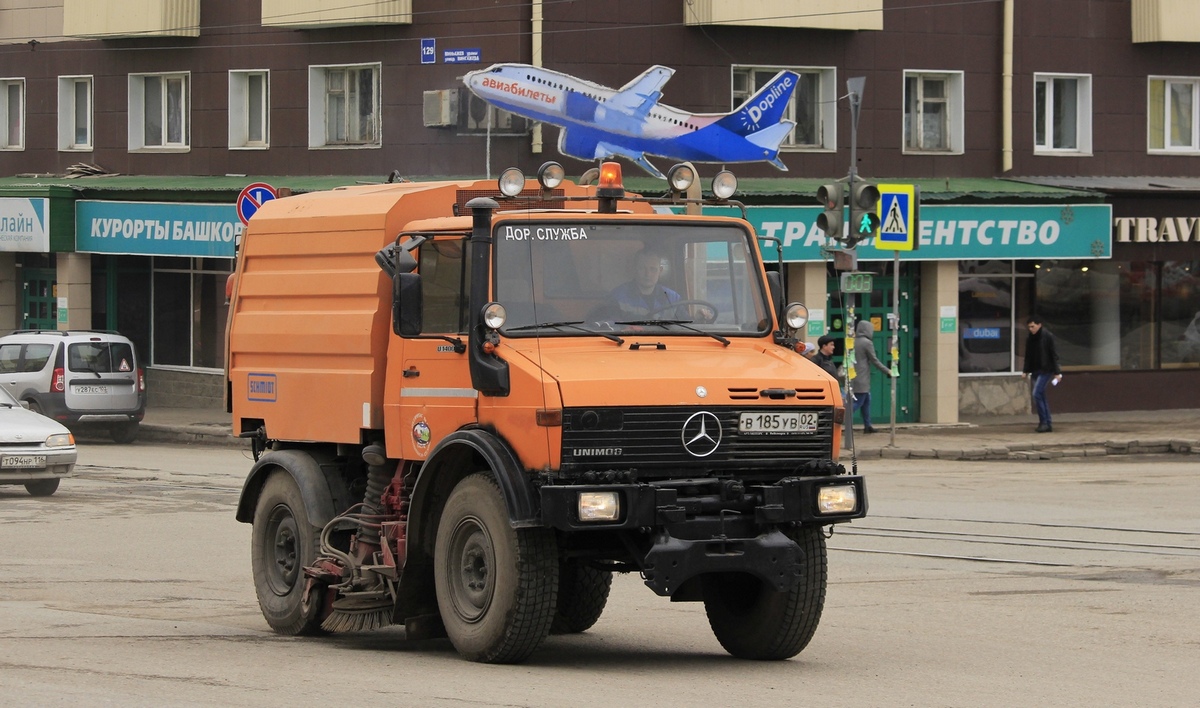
<box><xmin>0</xmin><ymin>386</ymin><xmax>77</xmax><ymax>496</ymax></box>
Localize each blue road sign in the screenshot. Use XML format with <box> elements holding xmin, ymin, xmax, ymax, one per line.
<box><xmin>237</xmin><ymin>183</ymin><xmax>278</xmax><ymax>225</ymax></box>
<box><xmin>421</xmin><ymin>38</ymin><xmax>436</xmax><ymax>65</ymax></box>
<box><xmin>875</xmin><ymin>184</ymin><xmax>919</xmax><ymax>251</ymax></box>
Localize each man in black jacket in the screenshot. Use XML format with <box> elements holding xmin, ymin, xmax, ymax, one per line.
<box><xmin>1022</xmin><ymin>316</ymin><xmax>1062</xmax><ymax>432</ymax></box>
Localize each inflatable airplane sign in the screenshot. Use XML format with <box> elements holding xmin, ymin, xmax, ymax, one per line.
<box><xmin>463</xmin><ymin>63</ymin><xmax>798</xmax><ymax>179</ymax></box>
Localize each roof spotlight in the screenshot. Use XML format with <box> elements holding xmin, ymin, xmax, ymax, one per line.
<box><xmin>498</xmin><ymin>167</ymin><xmax>525</xmax><ymax>197</ymax></box>
<box><xmin>711</xmin><ymin>170</ymin><xmax>738</xmax><ymax>200</ymax></box>
<box><xmin>537</xmin><ymin>161</ymin><xmax>565</xmax><ymax>190</ymax></box>
<box><xmin>666</xmin><ymin>163</ymin><xmax>696</xmax><ymax>193</ymax></box>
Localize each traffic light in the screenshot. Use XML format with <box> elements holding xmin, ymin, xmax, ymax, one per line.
<box><xmin>847</xmin><ymin>180</ymin><xmax>881</xmax><ymax>247</ymax></box>
<box><xmin>815</xmin><ymin>182</ymin><xmax>845</xmax><ymax>241</ymax></box>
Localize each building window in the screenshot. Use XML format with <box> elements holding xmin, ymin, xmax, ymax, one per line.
<box><xmin>308</xmin><ymin>63</ymin><xmax>381</xmax><ymax>148</ymax></box>
<box><xmin>903</xmin><ymin>71</ymin><xmax>963</xmax><ymax>153</ymax></box>
<box><xmin>958</xmin><ymin>261</ymin><xmax>1035</xmax><ymax>374</ymax></box>
<box><xmin>229</xmin><ymin>70</ymin><xmax>270</xmax><ymax>149</ymax></box>
<box><xmin>1027</xmin><ymin>260</ymin><xmax>1200</xmax><ymax>371</ymax></box>
<box><xmin>1148</xmin><ymin>76</ymin><xmax>1200</xmax><ymax>153</ymax></box>
<box><xmin>731</xmin><ymin>66</ymin><xmax>836</xmax><ymax>150</ymax></box>
<box><xmin>58</xmin><ymin>76</ymin><xmax>93</xmax><ymax>151</ymax></box>
<box><xmin>151</xmin><ymin>257</ymin><xmax>233</xmax><ymax>370</ymax></box>
<box><xmin>0</xmin><ymin>78</ymin><xmax>25</xmax><ymax>150</ymax></box>
<box><xmin>129</xmin><ymin>72</ymin><xmax>190</xmax><ymax>151</ymax></box>
<box><xmin>1034</xmin><ymin>73</ymin><xmax>1092</xmax><ymax>154</ymax></box>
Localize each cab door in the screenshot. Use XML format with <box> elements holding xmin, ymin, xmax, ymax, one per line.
<box><xmin>396</xmin><ymin>237</ymin><xmax>476</xmax><ymax>460</ymax></box>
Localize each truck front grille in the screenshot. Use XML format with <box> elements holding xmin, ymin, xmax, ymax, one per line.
<box><xmin>560</xmin><ymin>406</ymin><xmax>834</xmax><ymax>478</ymax></box>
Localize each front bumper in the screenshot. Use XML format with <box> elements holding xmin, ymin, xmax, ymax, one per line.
<box><xmin>0</xmin><ymin>447</ymin><xmax>77</xmax><ymax>483</ymax></box>
<box><xmin>539</xmin><ymin>474</ymin><xmax>866</xmax><ymax>595</ymax></box>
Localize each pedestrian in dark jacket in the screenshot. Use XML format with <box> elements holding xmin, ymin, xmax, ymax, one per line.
<box><xmin>809</xmin><ymin>334</ymin><xmax>841</xmax><ymax>382</ymax></box>
<box><xmin>1022</xmin><ymin>315</ymin><xmax>1062</xmax><ymax>432</ymax></box>
<box><xmin>851</xmin><ymin>319</ymin><xmax>893</xmax><ymax>433</ymax></box>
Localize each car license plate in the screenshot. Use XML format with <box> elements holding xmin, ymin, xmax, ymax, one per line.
<box><xmin>2</xmin><ymin>455</ymin><xmax>46</xmax><ymax>469</ymax></box>
<box><xmin>74</xmin><ymin>385</ymin><xmax>110</xmax><ymax>395</ymax></box>
<box><xmin>738</xmin><ymin>412</ymin><xmax>818</xmax><ymax>434</ymax></box>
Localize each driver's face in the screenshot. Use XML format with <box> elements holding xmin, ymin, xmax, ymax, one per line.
<box><xmin>634</xmin><ymin>255</ymin><xmax>663</xmax><ymax>292</ymax></box>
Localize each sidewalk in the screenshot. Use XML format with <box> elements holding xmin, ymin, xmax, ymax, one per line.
<box><xmin>138</xmin><ymin>406</ymin><xmax>1200</xmax><ymax>461</ymax></box>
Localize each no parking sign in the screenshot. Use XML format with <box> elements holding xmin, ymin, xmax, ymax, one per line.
<box><xmin>237</xmin><ymin>182</ymin><xmax>278</xmax><ymax>225</ymax></box>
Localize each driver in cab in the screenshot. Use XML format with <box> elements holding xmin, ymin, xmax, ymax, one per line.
<box><xmin>606</xmin><ymin>247</ymin><xmax>687</xmax><ymax>320</ymax></box>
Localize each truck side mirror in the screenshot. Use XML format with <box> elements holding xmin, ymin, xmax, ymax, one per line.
<box><xmin>394</xmin><ymin>273</ymin><xmax>422</xmax><ymax>336</ymax></box>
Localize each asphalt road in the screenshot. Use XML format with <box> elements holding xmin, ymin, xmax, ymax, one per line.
<box><xmin>1</xmin><ymin>443</ymin><xmax>1196</xmax><ymax>707</ymax></box>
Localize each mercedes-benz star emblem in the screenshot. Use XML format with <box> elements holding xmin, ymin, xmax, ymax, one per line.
<box><xmin>681</xmin><ymin>411</ymin><xmax>722</xmax><ymax>457</ymax></box>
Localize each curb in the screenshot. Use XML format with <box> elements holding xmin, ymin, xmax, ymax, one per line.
<box><xmin>138</xmin><ymin>423</ymin><xmax>249</xmax><ymax>448</ymax></box>
<box><xmin>852</xmin><ymin>438</ymin><xmax>1198</xmax><ymax>460</ymax></box>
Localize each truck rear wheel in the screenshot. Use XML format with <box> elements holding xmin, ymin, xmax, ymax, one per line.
<box><xmin>702</xmin><ymin>526</ymin><xmax>827</xmax><ymax>660</ymax></box>
<box><xmin>434</xmin><ymin>473</ymin><xmax>557</xmax><ymax>663</ymax></box>
<box><xmin>551</xmin><ymin>559</ymin><xmax>612</xmax><ymax>634</ymax></box>
<box><xmin>251</xmin><ymin>472</ymin><xmax>324</xmax><ymax>636</ymax></box>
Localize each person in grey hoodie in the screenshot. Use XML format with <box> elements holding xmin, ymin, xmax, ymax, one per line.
<box><xmin>851</xmin><ymin>319</ymin><xmax>893</xmax><ymax>433</ymax></box>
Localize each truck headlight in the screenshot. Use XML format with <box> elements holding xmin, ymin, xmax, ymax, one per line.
<box><xmin>816</xmin><ymin>484</ymin><xmax>858</xmax><ymax>514</ymax></box>
<box><xmin>578</xmin><ymin>491</ymin><xmax>620</xmax><ymax>522</ymax></box>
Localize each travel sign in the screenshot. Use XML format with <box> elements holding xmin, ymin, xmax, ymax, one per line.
<box><xmin>698</xmin><ymin>204</ymin><xmax>1113</xmax><ymax>261</ymax></box>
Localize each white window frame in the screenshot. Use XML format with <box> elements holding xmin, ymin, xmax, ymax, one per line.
<box><xmin>128</xmin><ymin>71</ymin><xmax>190</xmax><ymax>152</ymax></box>
<box><xmin>0</xmin><ymin>78</ymin><xmax>26</xmax><ymax>151</ymax></box>
<box><xmin>229</xmin><ymin>70</ymin><xmax>270</xmax><ymax>149</ymax></box>
<box><xmin>730</xmin><ymin>65</ymin><xmax>836</xmax><ymax>152</ymax></box>
<box><xmin>1148</xmin><ymin>75</ymin><xmax>1200</xmax><ymax>154</ymax></box>
<box><xmin>1033</xmin><ymin>73</ymin><xmax>1092</xmax><ymax>155</ymax></box>
<box><xmin>308</xmin><ymin>63</ymin><xmax>382</xmax><ymax>149</ymax></box>
<box><xmin>58</xmin><ymin>75</ymin><xmax>94</xmax><ymax>151</ymax></box>
<box><xmin>903</xmin><ymin>70</ymin><xmax>964</xmax><ymax>154</ymax></box>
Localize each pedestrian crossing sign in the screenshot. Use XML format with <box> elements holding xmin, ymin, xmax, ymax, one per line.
<box><xmin>874</xmin><ymin>184</ymin><xmax>919</xmax><ymax>251</ymax></box>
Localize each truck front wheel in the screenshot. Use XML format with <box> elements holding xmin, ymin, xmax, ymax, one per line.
<box><xmin>434</xmin><ymin>473</ymin><xmax>558</xmax><ymax>663</ymax></box>
<box><xmin>551</xmin><ymin>559</ymin><xmax>612</xmax><ymax>634</ymax></box>
<box><xmin>251</xmin><ymin>472</ymin><xmax>325</xmax><ymax>636</ymax></box>
<box><xmin>702</xmin><ymin>526</ymin><xmax>827</xmax><ymax>660</ymax></box>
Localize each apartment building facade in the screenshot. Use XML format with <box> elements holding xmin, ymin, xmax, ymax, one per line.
<box><xmin>0</xmin><ymin>0</ymin><xmax>1196</xmax><ymax>418</ymax></box>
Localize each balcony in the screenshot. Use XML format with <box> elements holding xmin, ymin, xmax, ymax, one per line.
<box><xmin>683</xmin><ymin>0</ymin><xmax>882</xmax><ymax>31</ymax></box>
<box><xmin>63</xmin><ymin>0</ymin><xmax>199</xmax><ymax>39</ymax></box>
<box><xmin>261</xmin><ymin>0</ymin><xmax>412</xmax><ymax>29</ymax></box>
<box><xmin>1132</xmin><ymin>0</ymin><xmax>1200</xmax><ymax>42</ymax></box>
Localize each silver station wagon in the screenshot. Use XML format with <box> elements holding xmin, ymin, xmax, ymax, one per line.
<box><xmin>0</xmin><ymin>330</ymin><xmax>146</xmax><ymax>443</ymax></box>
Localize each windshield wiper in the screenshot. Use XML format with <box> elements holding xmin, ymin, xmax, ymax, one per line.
<box><xmin>613</xmin><ymin>319</ymin><xmax>730</xmax><ymax>346</ymax></box>
<box><xmin>506</xmin><ymin>320</ymin><xmax>624</xmax><ymax>345</ymax></box>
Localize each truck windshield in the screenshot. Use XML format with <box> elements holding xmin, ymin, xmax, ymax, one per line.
<box><xmin>494</xmin><ymin>221</ymin><xmax>771</xmax><ymax>338</ymax></box>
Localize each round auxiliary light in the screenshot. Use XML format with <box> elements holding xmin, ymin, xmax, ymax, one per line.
<box><xmin>711</xmin><ymin>170</ymin><xmax>738</xmax><ymax>200</ymax></box>
<box><xmin>483</xmin><ymin>302</ymin><xmax>508</xmax><ymax>329</ymax></box>
<box><xmin>537</xmin><ymin>161</ymin><xmax>565</xmax><ymax>190</ymax></box>
<box><xmin>785</xmin><ymin>302</ymin><xmax>809</xmax><ymax>330</ymax></box>
<box><xmin>498</xmin><ymin>167</ymin><xmax>525</xmax><ymax>197</ymax></box>
<box><xmin>666</xmin><ymin>163</ymin><xmax>696</xmax><ymax>193</ymax></box>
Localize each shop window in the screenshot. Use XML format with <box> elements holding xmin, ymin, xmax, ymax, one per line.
<box><xmin>229</xmin><ymin>70</ymin><xmax>270</xmax><ymax>149</ymax></box>
<box><xmin>308</xmin><ymin>63</ymin><xmax>381</xmax><ymax>148</ymax></box>
<box><xmin>58</xmin><ymin>76</ymin><xmax>93</xmax><ymax>151</ymax></box>
<box><xmin>129</xmin><ymin>72</ymin><xmax>190</xmax><ymax>151</ymax></box>
<box><xmin>1148</xmin><ymin>76</ymin><xmax>1200</xmax><ymax>153</ymax></box>
<box><xmin>0</xmin><ymin>78</ymin><xmax>24</xmax><ymax>150</ymax></box>
<box><xmin>958</xmin><ymin>261</ymin><xmax>1034</xmax><ymax>374</ymax></box>
<box><xmin>903</xmin><ymin>71</ymin><xmax>963</xmax><ymax>154</ymax></box>
<box><xmin>151</xmin><ymin>257</ymin><xmax>233</xmax><ymax>369</ymax></box>
<box><xmin>731</xmin><ymin>66</ymin><xmax>836</xmax><ymax>150</ymax></box>
<box><xmin>1162</xmin><ymin>260</ymin><xmax>1200</xmax><ymax>367</ymax></box>
<box><xmin>1034</xmin><ymin>73</ymin><xmax>1092</xmax><ymax>154</ymax></box>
